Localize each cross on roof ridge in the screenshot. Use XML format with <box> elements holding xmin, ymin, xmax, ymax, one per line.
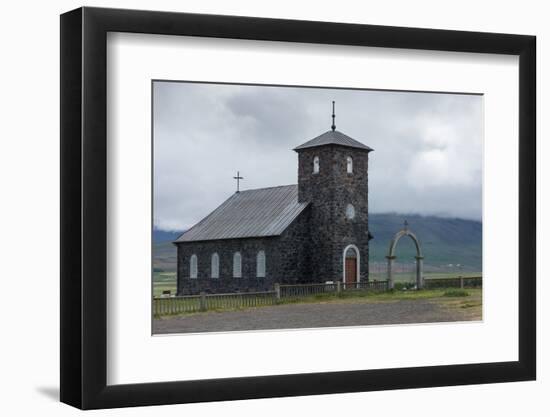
<box><xmin>233</xmin><ymin>171</ymin><xmax>244</xmax><ymax>193</ymax></box>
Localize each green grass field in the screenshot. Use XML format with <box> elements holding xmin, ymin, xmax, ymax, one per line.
<box><xmin>369</xmin><ymin>271</ymin><xmax>482</xmax><ymax>282</ymax></box>
<box><xmin>153</xmin><ymin>287</ymin><xmax>482</xmax><ymax>318</ymax></box>
<box><xmin>153</xmin><ymin>271</ymin><xmax>482</xmax><ymax>297</ymax></box>
<box><xmin>275</xmin><ymin>288</ymin><xmax>481</xmax><ymax>309</ymax></box>
<box><xmin>153</xmin><ymin>272</ymin><xmax>177</xmax><ymax>297</ymax></box>
<box><xmin>153</xmin><ymin>272</ymin><xmax>482</xmax><ymax>319</ymax></box>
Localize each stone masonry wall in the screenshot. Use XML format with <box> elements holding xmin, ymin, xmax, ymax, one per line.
<box><xmin>176</xmin><ymin>207</ymin><xmax>311</xmax><ymax>295</ymax></box>
<box><xmin>175</xmin><ymin>141</ymin><xmax>370</xmax><ymax>294</ymax></box>
<box><xmin>297</xmin><ymin>145</ymin><xmax>370</xmax><ymax>282</ymax></box>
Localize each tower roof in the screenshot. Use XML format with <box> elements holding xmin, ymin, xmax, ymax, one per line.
<box><xmin>293</xmin><ymin>130</ymin><xmax>374</xmax><ymax>152</ymax></box>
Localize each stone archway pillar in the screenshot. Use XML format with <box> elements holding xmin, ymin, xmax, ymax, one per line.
<box><xmin>386</xmin><ymin>221</ymin><xmax>424</xmax><ymax>291</ymax></box>
<box><xmin>415</xmin><ymin>256</ymin><xmax>424</xmax><ymax>289</ymax></box>
<box><xmin>386</xmin><ymin>255</ymin><xmax>396</xmax><ymax>290</ymax></box>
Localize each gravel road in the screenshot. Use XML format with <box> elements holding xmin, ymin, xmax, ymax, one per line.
<box><xmin>153</xmin><ymin>299</ymin><xmax>476</xmax><ymax>334</ymax></box>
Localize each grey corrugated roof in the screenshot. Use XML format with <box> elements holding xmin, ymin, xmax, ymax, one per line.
<box><xmin>175</xmin><ymin>185</ymin><xmax>309</xmax><ymax>243</ymax></box>
<box><xmin>294</xmin><ymin>130</ymin><xmax>373</xmax><ymax>152</ymax></box>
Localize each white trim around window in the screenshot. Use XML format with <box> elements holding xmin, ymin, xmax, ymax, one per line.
<box><xmin>190</xmin><ymin>254</ymin><xmax>198</xmax><ymax>279</ymax></box>
<box><xmin>346</xmin><ymin>156</ymin><xmax>353</xmax><ymax>174</ymax></box>
<box><xmin>256</xmin><ymin>250</ymin><xmax>266</xmax><ymax>278</ymax></box>
<box><xmin>211</xmin><ymin>253</ymin><xmax>219</xmax><ymax>278</ymax></box>
<box><xmin>233</xmin><ymin>252</ymin><xmax>242</xmax><ymax>278</ymax></box>
<box><xmin>313</xmin><ymin>156</ymin><xmax>320</xmax><ymax>174</ymax></box>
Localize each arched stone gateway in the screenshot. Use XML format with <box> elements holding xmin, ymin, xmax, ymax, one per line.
<box><xmin>386</xmin><ymin>220</ymin><xmax>424</xmax><ymax>290</ymax></box>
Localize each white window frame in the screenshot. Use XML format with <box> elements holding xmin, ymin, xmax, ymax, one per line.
<box><xmin>211</xmin><ymin>253</ymin><xmax>219</xmax><ymax>278</ymax></box>
<box><xmin>190</xmin><ymin>254</ymin><xmax>198</xmax><ymax>279</ymax></box>
<box><xmin>347</xmin><ymin>156</ymin><xmax>353</xmax><ymax>174</ymax></box>
<box><xmin>233</xmin><ymin>252</ymin><xmax>242</xmax><ymax>278</ymax></box>
<box><xmin>256</xmin><ymin>250</ymin><xmax>266</xmax><ymax>278</ymax></box>
<box><xmin>313</xmin><ymin>156</ymin><xmax>320</xmax><ymax>174</ymax></box>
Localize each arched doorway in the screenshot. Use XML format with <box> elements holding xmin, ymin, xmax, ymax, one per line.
<box><xmin>343</xmin><ymin>244</ymin><xmax>360</xmax><ymax>285</ymax></box>
<box><xmin>386</xmin><ymin>221</ymin><xmax>424</xmax><ymax>290</ymax></box>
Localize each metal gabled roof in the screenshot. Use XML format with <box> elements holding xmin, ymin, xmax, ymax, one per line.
<box><xmin>174</xmin><ymin>185</ymin><xmax>308</xmax><ymax>243</ymax></box>
<box><xmin>294</xmin><ymin>130</ymin><xmax>373</xmax><ymax>152</ymax></box>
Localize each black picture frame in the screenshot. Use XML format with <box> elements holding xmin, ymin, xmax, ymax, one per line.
<box><xmin>60</xmin><ymin>6</ymin><xmax>536</xmax><ymax>410</ymax></box>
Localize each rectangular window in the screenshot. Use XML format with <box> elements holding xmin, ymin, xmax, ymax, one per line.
<box><xmin>233</xmin><ymin>252</ymin><xmax>242</xmax><ymax>278</ymax></box>
<box><xmin>211</xmin><ymin>253</ymin><xmax>219</xmax><ymax>278</ymax></box>
<box><xmin>256</xmin><ymin>251</ymin><xmax>266</xmax><ymax>278</ymax></box>
<box><xmin>190</xmin><ymin>254</ymin><xmax>198</xmax><ymax>279</ymax></box>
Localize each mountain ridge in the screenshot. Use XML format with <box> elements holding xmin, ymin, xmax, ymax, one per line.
<box><xmin>153</xmin><ymin>213</ymin><xmax>482</xmax><ymax>272</ymax></box>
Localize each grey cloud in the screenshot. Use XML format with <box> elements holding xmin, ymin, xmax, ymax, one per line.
<box><xmin>153</xmin><ymin>82</ymin><xmax>482</xmax><ymax>231</ymax></box>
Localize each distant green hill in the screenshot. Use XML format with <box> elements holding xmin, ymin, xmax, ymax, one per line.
<box><xmin>153</xmin><ymin>214</ymin><xmax>481</xmax><ymax>273</ymax></box>
<box><xmin>368</xmin><ymin>214</ymin><xmax>481</xmax><ymax>272</ymax></box>
<box><xmin>153</xmin><ymin>229</ymin><xmax>183</xmax><ymax>243</ymax></box>
<box><xmin>153</xmin><ymin>241</ymin><xmax>178</xmax><ymax>273</ymax></box>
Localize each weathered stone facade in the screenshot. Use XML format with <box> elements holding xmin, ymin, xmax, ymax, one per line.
<box><xmin>177</xmin><ymin>207</ymin><xmax>312</xmax><ymax>295</ymax></box>
<box><xmin>296</xmin><ymin>145</ymin><xmax>370</xmax><ymax>283</ymax></box>
<box><xmin>175</xmin><ymin>128</ymin><xmax>372</xmax><ymax>295</ymax></box>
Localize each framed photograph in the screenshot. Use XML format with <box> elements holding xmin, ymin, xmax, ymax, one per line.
<box><xmin>60</xmin><ymin>6</ymin><xmax>536</xmax><ymax>409</ymax></box>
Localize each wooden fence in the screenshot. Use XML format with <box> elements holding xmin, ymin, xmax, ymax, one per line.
<box><xmin>345</xmin><ymin>280</ymin><xmax>389</xmax><ymax>291</ymax></box>
<box><xmin>154</xmin><ymin>278</ymin><xmax>483</xmax><ymax>317</ymax></box>
<box><xmin>277</xmin><ymin>280</ymin><xmax>388</xmax><ymax>299</ymax></box>
<box><xmin>423</xmin><ymin>276</ymin><xmax>482</xmax><ymax>289</ymax></box>
<box><xmin>154</xmin><ymin>280</ymin><xmax>389</xmax><ymax>316</ymax></box>
<box><xmin>278</xmin><ymin>282</ymin><xmax>336</xmax><ymax>298</ymax></box>
<box><xmin>153</xmin><ymin>290</ymin><xmax>276</xmax><ymax>316</ymax></box>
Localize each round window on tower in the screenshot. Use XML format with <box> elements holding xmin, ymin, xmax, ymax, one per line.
<box><xmin>346</xmin><ymin>204</ymin><xmax>355</xmax><ymax>220</ymax></box>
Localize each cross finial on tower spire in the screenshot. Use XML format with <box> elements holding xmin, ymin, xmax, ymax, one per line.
<box><xmin>331</xmin><ymin>101</ymin><xmax>336</xmax><ymax>131</ymax></box>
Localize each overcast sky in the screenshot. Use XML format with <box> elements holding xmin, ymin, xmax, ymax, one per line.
<box><xmin>153</xmin><ymin>81</ymin><xmax>483</xmax><ymax>231</ymax></box>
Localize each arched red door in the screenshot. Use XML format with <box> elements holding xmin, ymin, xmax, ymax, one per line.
<box><xmin>344</xmin><ymin>247</ymin><xmax>358</xmax><ymax>284</ymax></box>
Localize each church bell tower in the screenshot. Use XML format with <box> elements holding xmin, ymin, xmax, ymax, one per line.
<box><xmin>294</xmin><ymin>102</ymin><xmax>373</xmax><ymax>283</ymax></box>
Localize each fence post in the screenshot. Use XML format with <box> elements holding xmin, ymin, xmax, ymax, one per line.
<box><xmin>337</xmin><ymin>281</ymin><xmax>342</xmax><ymax>294</ymax></box>
<box><xmin>459</xmin><ymin>276</ymin><xmax>464</xmax><ymax>289</ymax></box>
<box><xmin>274</xmin><ymin>283</ymin><xmax>281</xmax><ymax>301</ymax></box>
<box><xmin>200</xmin><ymin>292</ymin><xmax>207</xmax><ymax>311</ymax></box>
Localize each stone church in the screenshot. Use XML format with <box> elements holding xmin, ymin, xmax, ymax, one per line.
<box><xmin>175</xmin><ymin>106</ymin><xmax>373</xmax><ymax>295</ymax></box>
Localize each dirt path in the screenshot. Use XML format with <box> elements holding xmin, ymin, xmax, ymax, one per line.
<box><xmin>153</xmin><ymin>298</ymin><xmax>480</xmax><ymax>334</ymax></box>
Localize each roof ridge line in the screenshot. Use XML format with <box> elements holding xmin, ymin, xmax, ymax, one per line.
<box><xmin>293</xmin><ymin>129</ymin><xmax>373</xmax><ymax>152</ymax></box>
<box><xmin>174</xmin><ymin>183</ymin><xmax>307</xmax><ymax>243</ymax></box>
<box><xmin>239</xmin><ymin>183</ymin><xmax>297</xmax><ymax>193</ymax></box>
